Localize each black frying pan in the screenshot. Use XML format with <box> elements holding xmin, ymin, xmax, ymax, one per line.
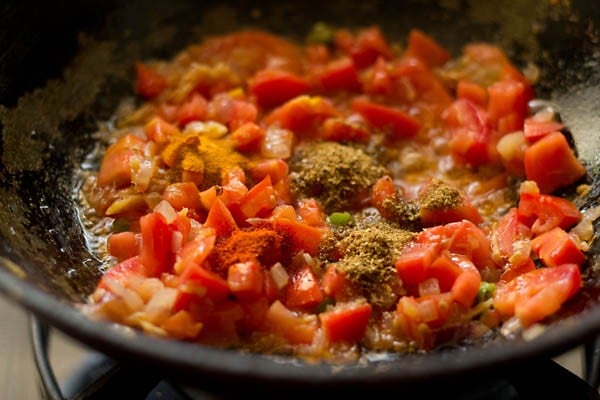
<box><xmin>1</xmin><ymin>0</ymin><xmax>600</xmax><ymax>396</ymax></box>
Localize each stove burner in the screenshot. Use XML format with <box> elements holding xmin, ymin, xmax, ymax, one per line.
<box><xmin>31</xmin><ymin>317</ymin><xmax>600</xmax><ymax>400</ymax></box>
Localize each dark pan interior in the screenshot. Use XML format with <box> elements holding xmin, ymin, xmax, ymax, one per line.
<box><xmin>1</xmin><ymin>0</ymin><xmax>600</xmax><ymax>394</ymax></box>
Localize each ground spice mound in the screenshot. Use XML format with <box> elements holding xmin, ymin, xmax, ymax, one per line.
<box><xmin>214</xmin><ymin>228</ymin><xmax>283</xmax><ymax>272</ymax></box>
<box><xmin>337</xmin><ymin>222</ymin><xmax>414</xmax><ymax>308</ymax></box>
<box><xmin>289</xmin><ymin>141</ymin><xmax>387</xmax><ymax>213</ymax></box>
<box><xmin>419</xmin><ymin>179</ymin><xmax>462</xmax><ymax>211</ymax></box>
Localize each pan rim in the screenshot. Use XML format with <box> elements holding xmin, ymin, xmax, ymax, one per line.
<box><xmin>1</xmin><ymin>258</ymin><xmax>598</xmax><ymax>387</ymax></box>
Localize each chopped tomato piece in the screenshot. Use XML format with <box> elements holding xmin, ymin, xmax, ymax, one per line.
<box><xmin>249</xmin><ymin>69</ymin><xmax>310</xmax><ymax>108</ymax></box>
<box><xmin>417</xmin><ymin>220</ymin><xmax>495</xmax><ymax>271</ymax></box>
<box><xmin>371</xmin><ymin>175</ymin><xmax>398</xmax><ymax>219</ymax></box>
<box><xmin>319</xmin><ymin>301</ymin><xmax>372</xmax><ymax>344</ymax></box>
<box><xmin>395</xmin><ymin>243</ymin><xmax>439</xmax><ymax>285</ymax></box>
<box><xmin>97</xmin><ymin>134</ymin><xmax>145</xmax><ymax>188</ymax></box>
<box><xmin>174</xmin><ymin>228</ymin><xmax>216</xmax><ymax>274</ymax></box>
<box><xmin>391</xmin><ymin>57</ymin><xmax>453</xmax><ymax>112</ymax></box>
<box><xmin>335</xmin><ymin>26</ymin><xmax>393</xmax><ymax>69</ymax></box>
<box><xmin>177</xmin><ymin>262</ymin><xmax>230</xmax><ymax>306</ymax></box>
<box><xmin>144</xmin><ymin>117</ymin><xmax>180</xmax><ymax>144</ymax></box>
<box><xmin>404</xmin><ymin>29</ymin><xmax>450</xmax><ymax>68</ymax></box>
<box><xmin>428</xmin><ymin>252</ymin><xmax>463</xmax><ymax>292</ymax></box>
<box><xmin>176</xmin><ymin>94</ymin><xmax>208</xmax><ymax>127</ymax></box>
<box><xmin>531</xmin><ymin>227</ymin><xmax>586</xmax><ymax>268</ymax></box>
<box><xmin>227</xmin><ymin>261</ymin><xmax>265</xmax><ymax>300</ymax></box>
<box><xmin>107</xmin><ymin>231</ymin><xmax>139</xmax><ymax>262</ymax></box>
<box><xmin>135</xmin><ymin>62</ymin><xmax>168</xmax><ymax>99</ymax></box>
<box><xmin>296</xmin><ymin>198</ymin><xmax>326</xmax><ymax>227</ymax></box>
<box><xmin>456</xmin><ymin>80</ymin><xmax>487</xmax><ymax>107</ymax></box>
<box><xmin>320</xmin><ymin>117</ymin><xmax>370</xmax><ymax>142</ymax></box>
<box><xmin>140</xmin><ymin>212</ymin><xmax>174</xmax><ymax>276</ymax></box>
<box><xmin>451</xmin><ymin>270</ymin><xmax>482</xmax><ymax>308</ymax></box>
<box><xmin>443</xmin><ymin>99</ymin><xmax>497</xmax><ymax>167</ymax></box>
<box><xmin>314</xmin><ymin>57</ymin><xmax>362</xmax><ymax>92</ymax></box>
<box><xmin>492</xmin><ymin>208</ymin><xmax>532</xmax><ymax>263</ymax></box>
<box><xmin>524</xmin><ymin>131</ymin><xmax>586</xmax><ymax>193</ymax></box>
<box><xmin>261</xmin><ymin>300</ymin><xmax>317</xmax><ymax>344</ymax></box>
<box><xmin>352</xmin><ymin>98</ymin><xmax>421</xmax><ymax>139</ymax></box>
<box><xmin>162</xmin><ymin>182</ymin><xmax>202</xmax><ymax>211</ymax></box>
<box><xmin>238</xmin><ymin>296</ymin><xmax>270</xmax><ymax>333</ymax></box>
<box><xmin>230</xmin><ymin>122</ymin><xmax>265</xmax><ymax>153</ymax></box>
<box><xmin>204</xmin><ymin>198</ymin><xmax>238</xmax><ymax>237</ymax></box>
<box><xmin>500</xmin><ymin>258</ymin><xmax>536</xmax><ymax>283</ymax></box>
<box><xmin>493</xmin><ymin>263</ymin><xmax>581</xmax><ymax>326</ymax></box>
<box><xmin>283</xmin><ymin>265</ymin><xmax>324</xmax><ymax>310</ymax></box>
<box><xmin>523</xmin><ymin>117</ymin><xmax>564</xmax><ymax>143</ymax></box>
<box><xmin>263</xmin><ymin>95</ymin><xmax>337</xmax><ymax>136</ymax></box>
<box><xmin>188</xmin><ymin>30</ymin><xmax>304</xmax><ymax>80</ymax></box>
<box><xmin>487</xmin><ymin>78</ymin><xmax>529</xmax><ymax>134</ymax></box>
<box><xmin>239</xmin><ymin>175</ymin><xmax>277</xmax><ymax>219</ymax></box>
<box><xmin>321</xmin><ymin>266</ymin><xmax>356</xmax><ymax>302</ymax></box>
<box><xmin>248</xmin><ymin>158</ymin><xmax>289</xmax><ymax>185</ymax></box>
<box><xmin>518</xmin><ymin>191</ymin><xmax>582</xmax><ymax>235</ymax></box>
<box><xmin>98</xmin><ymin>256</ymin><xmax>145</xmax><ymax>291</ymax></box>
<box><xmin>273</xmin><ymin>218</ymin><xmax>324</xmax><ymax>256</ymax></box>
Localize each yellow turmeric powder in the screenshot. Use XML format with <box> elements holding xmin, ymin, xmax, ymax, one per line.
<box><xmin>160</xmin><ymin>129</ymin><xmax>247</xmax><ymax>189</ymax></box>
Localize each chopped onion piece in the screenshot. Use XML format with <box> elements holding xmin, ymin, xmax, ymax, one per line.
<box><xmin>522</xmin><ymin>323</ymin><xmax>546</xmax><ymax>341</ymax></box>
<box><xmin>188</xmin><ymin>219</ymin><xmax>203</xmax><ymax>240</ymax></box>
<box><xmin>184</xmin><ymin>121</ymin><xmax>228</xmax><ymax>138</ymax></box>
<box><xmin>144</xmin><ymin>287</ymin><xmax>177</xmax><ymax>324</ymax></box>
<box><xmin>500</xmin><ymin>316</ymin><xmax>523</xmax><ymax>338</ymax></box>
<box><xmin>269</xmin><ymin>262</ymin><xmax>289</xmax><ymax>289</ymax></box>
<box><xmin>418</xmin><ymin>278</ymin><xmax>441</xmax><ymax>297</ymax></box>
<box><xmin>571</xmin><ymin>205</ymin><xmax>600</xmax><ymax>242</ymax></box>
<box><xmin>496</xmin><ymin>131</ymin><xmax>526</xmax><ymax>164</ymax></box>
<box><xmin>131</xmin><ymin>158</ymin><xmax>155</xmax><ymax>192</ymax></box>
<box><xmin>528</xmin><ymin>99</ymin><xmax>560</xmax><ymax>116</ymax></box>
<box><xmin>261</xmin><ymin>127</ymin><xmax>294</xmax><ymax>159</ymax></box>
<box><xmin>417</xmin><ymin>298</ymin><xmax>439</xmax><ymax>322</ymax></box>
<box><xmin>154</xmin><ymin>199</ymin><xmax>177</xmax><ymax>224</ymax></box>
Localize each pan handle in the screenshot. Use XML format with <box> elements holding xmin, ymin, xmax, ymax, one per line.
<box><xmin>585</xmin><ymin>336</ymin><xmax>600</xmax><ymax>390</ymax></box>
<box><xmin>29</xmin><ymin>316</ymin><xmax>171</xmax><ymax>400</ymax></box>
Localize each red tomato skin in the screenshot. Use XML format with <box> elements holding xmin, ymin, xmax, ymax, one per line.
<box><xmin>493</xmin><ymin>263</ymin><xmax>582</xmax><ymax>326</ymax></box>
<box><xmin>524</xmin><ymin>132</ymin><xmax>586</xmax><ymax>194</ymax></box>
<box><xmin>404</xmin><ymin>29</ymin><xmax>450</xmax><ymax>68</ymax></box>
<box><xmin>283</xmin><ymin>265</ymin><xmax>324</xmax><ymax>310</ymax></box>
<box><xmin>135</xmin><ymin>62</ymin><xmax>168</xmax><ymax>99</ymax></box>
<box><xmin>315</xmin><ymin>57</ymin><xmax>362</xmax><ymax>92</ymax></box>
<box><xmin>395</xmin><ymin>244</ymin><xmax>438</xmax><ymax>285</ymax></box>
<box><xmin>107</xmin><ymin>232</ymin><xmax>139</xmax><ymax>262</ymax></box>
<box><xmin>204</xmin><ymin>198</ymin><xmax>238</xmax><ymax>238</ymax></box>
<box><xmin>531</xmin><ymin>227</ymin><xmax>586</xmax><ymax>268</ymax></box>
<box><xmin>273</xmin><ymin>218</ymin><xmax>324</xmax><ymax>256</ymax></box>
<box><xmin>227</xmin><ymin>261</ymin><xmax>265</xmax><ymax>300</ymax></box>
<box><xmin>319</xmin><ymin>302</ymin><xmax>372</xmax><ymax>343</ymax></box>
<box><xmin>518</xmin><ymin>191</ymin><xmax>582</xmax><ymax>235</ymax></box>
<box><xmin>352</xmin><ymin>98</ymin><xmax>421</xmax><ymax>139</ymax></box>
<box><xmin>98</xmin><ymin>256</ymin><xmax>145</xmax><ymax>291</ymax></box>
<box><xmin>97</xmin><ymin>134</ymin><xmax>145</xmax><ymax>188</ymax></box>
<box><xmin>140</xmin><ymin>212</ymin><xmax>174</xmax><ymax>277</ymax></box>
<box><xmin>249</xmin><ymin>69</ymin><xmax>311</xmax><ymax>108</ymax></box>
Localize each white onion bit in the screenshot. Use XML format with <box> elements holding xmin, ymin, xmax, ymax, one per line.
<box><xmin>154</xmin><ymin>200</ymin><xmax>177</xmax><ymax>224</ymax></box>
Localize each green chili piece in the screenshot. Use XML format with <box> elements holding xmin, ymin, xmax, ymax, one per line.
<box><xmin>476</xmin><ymin>282</ymin><xmax>496</xmax><ymax>303</ymax></box>
<box><xmin>329</xmin><ymin>211</ymin><xmax>353</xmax><ymax>226</ymax></box>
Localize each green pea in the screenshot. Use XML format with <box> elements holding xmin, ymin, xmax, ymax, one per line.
<box><xmin>476</xmin><ymin>282</ymin><xmax>496</xmax><ymax>303</ymax></box>
<box><xmin>329</xmin><ymin>211</ymin><xmax>353</xmax><ymax>226</ymax></box>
